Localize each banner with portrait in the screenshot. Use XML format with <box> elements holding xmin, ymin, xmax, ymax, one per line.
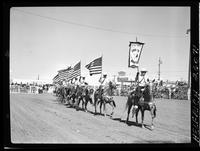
<box><xmin>128</xmin><ymin>41</ymin><xmax>144</xmax><ymax>68</ymax></box>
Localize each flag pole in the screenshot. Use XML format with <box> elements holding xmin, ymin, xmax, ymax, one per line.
<box><xmin>79</xmin><ymin>60</ymin><xmax>81</xmax><ymax>84</ymax></box>
<box><xmin>158</xmin><ymin>57</ymin><xmax>161</xmax><ymax>81</ymax></box>
<box><xmin>101</xmin><ymin>53</ymin><xmax>103</xmax><ymax>85</ymax></box>
<box><xmin>136</xmin><ymin>66</ymin><xmax>139</xmax><ymax>85</ymax></box>
<box><xmin>80</xmin><ymin>60</ymin><xmax>81</xmax><ymax>77</ymax></box>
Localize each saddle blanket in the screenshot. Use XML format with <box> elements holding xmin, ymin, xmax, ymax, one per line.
<box><xmin>138</xmin><ymin>99</ymin><xmax>155</xmax><ymax>109</ymax></box>
<box><xmin>103</xmin><ymin>96</ymin><xmax>113</xmax><ymax>103</ymax></box>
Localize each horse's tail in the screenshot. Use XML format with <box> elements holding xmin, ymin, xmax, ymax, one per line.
<box><xmin>153</xmin><ymin>104</ymin><xmax>157</xmax><ymax>117</ymax></box>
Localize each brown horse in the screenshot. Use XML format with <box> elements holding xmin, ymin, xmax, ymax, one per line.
<box><xmin>94</xmin><ymin>88</ymin><xmax>116</xmax><ymax>116</ymax></box>
<box><xmin>124</xmin><ymin>79</ymin><xmax>157</xmax><ymax>130</ymax></box>
<box><xmin>82</xmin><ymin>87</ymin><xmax>94</xmax><ymax>112</ymax></box>
<box><xmin>94</xmin><ymin>88</ymin><xmax>106</xmax><ymax>116</ymax></box>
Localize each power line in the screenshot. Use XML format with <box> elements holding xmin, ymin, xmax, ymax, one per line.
<box><xmin>151</xmin><ymin>70</ymin><xmax>187</xmax><ymax>72</ymax></box>
<box><xmin>13</xmin><ymin>8</ymin><xmax>186</xmax><ymax>39</ymax></box>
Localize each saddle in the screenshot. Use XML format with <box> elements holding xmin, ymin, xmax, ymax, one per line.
<box><xmin>103</xmin><ymin>96</ymin><xmax>113</xmax><ymax>103</ymax></box>
<box><xmin>138</xmin><ymin>97</ymin><xmax>155</xmax><ymax>110</ymax></box>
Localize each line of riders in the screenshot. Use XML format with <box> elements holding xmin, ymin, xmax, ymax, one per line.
<box><xmin>54</xmin><ymin>75</ymin><xmax>116</xmax><ymax>116</ymax></box>
<box><xmin>54</xmin><ymin>68</ymin><xmax>157</xmax><ymax>130</ymax></box>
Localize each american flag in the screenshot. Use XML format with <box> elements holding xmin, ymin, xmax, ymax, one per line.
<box><xmin>53</xmin><ymin>74</ymin><xmax>61</xmax><ymax>83</ymax></box>
<box><xmin>68</xmin><ymin>61</ymin><xmax>81</xmax><ymax>81</ymax></box>
<box><xmin>85</xmin><ymin>56</ymin><xmax>102</xmax><ymax>76</ymax></box>
<box><xmin>58</xmin><ymin>66</ymin><xmax>72</xmax><ymax>81</ymax></box>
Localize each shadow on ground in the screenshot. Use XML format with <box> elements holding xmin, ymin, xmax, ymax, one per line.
<box><xmin>112</xmin><ymin>117</ymin><xmax>154</xmax><ymax>131</ymax></box>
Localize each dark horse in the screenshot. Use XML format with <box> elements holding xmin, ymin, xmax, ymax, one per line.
<box><xmin>124</xmin><ymin>79</ymin><xmax>157</xmax><ymax>129</ymax></box>
<box><xmin>55</xmin><ymin>86</ymin><xmax>66</xmax><ymax>104</ymax></box>
<box><xmin>67</xmin><ymin>85</ymin><xmax>77</xmax><ymax>108</ymax></box>
<box><xmin>74</xmin><ymin>85</ymin><xmax>85</xmax><ymax>111</ymax></box>
<box><xmin>74</xmin><ymin>85</ymin><xmax>94</xmax><ymax>112</ymax></box>
<box><xmin>94</xmin><ymin>87</ymin><xmax>116</xmax><ymax>116</ymax></box>
<box><xmin>82</xmin><ymin>87</ymin><xmax>94</xmax><ymax>112</ymax></box>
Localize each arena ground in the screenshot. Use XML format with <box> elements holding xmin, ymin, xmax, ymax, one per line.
<box><xmin>10</xmin><ymin>93</ymin><xmax>191</xmax><ymax>143</ymax></box>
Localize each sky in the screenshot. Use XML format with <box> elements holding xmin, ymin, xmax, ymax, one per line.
<box><xmin>10</xmin><ymin>7</ymin><xmax>190</xmax><ymax>85</ymax></box>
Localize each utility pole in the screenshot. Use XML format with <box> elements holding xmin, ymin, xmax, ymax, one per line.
<box><xmin>158</xmin><ymin>57</ymin><xmax>162</xmax><ymax>81</ymax></box>
<box><xmin>113</xmin><ymin>75</ymin><xmax>117</xmax><ymax>83</ymax></box>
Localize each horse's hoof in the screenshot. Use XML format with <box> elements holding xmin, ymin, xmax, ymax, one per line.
<box><xmin>141</xmin><ymin>125</ymin><xmax>144</xmax><ymax>128</ymax></box>
<box><xmin>151</xmin><ymin>125</ymin><xmax>154</xmax><ymax>130</ymax></box>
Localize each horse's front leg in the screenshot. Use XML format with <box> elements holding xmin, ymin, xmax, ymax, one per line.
<box><xmin>69</xmin><ymin>96</ymin><xmax>73</xmax><ymax>106</ymax></box>
<box><xmin>84</xmin><ymin>98</ymin><xmax>88</xmax><ymax>112</ymax></box>
<box><xmin>82</xmin><ymin>98</ymin><xmax>85</xmax><ymax>111</ymax></box>
<box><xmin>64</xmin><ymin>95</ymin><xmax>67</xmax><ymax>104</ymax></box>
<box><xmin>150</xmin><ymin>105</ymin><xmax>156</xmax><ymax>130</ymax></box>
<box><xmin>135</xmin><ymin>108</ymin><xmax>139</xmax><ymax>123</ymax></box>
<box><xmin>66</xmin><ymin>95</ymin><xmax>70</xmax><ymax>104</ymax></box>
<box><xmin>132</xmin><ymin>105</ymin><xmax>138</xmax><ymax>118</ymax></box>
<box><xmin>110</xmin><ymin>103</ymin><xmax>114</xmax><ymax>116</ymax></box>
<box><xmin>75</xmin><ymin>97</ymin><xmax>80</xmax><ymax>110</ymax></box>
<box><xmin>151</xmin><ymin>116</ymin><xmax>154</xmax><ymax>130</ymax></box>
<box><xmin>94</xmin><ymin>99</ymin><xmax>97</xmax><ymax>114</ymax></box>
<box><xmin>126</xmin><ymin>104</ymin><xmax>132</xmax><ymax>124</ymax></box>
<box><xmin>99</xmin><ymin>101</ymin><xmax>102</xmax><ymax>115</ymax></box>
<box><xmin>103</xmin><ymin>101</ymin><xmax>106</xmax><ymax>117</ymax></box>
<box><xmin>141</xmin><ymin>108</ymin><xmax>145</xmax><ymax>128</ymax></box>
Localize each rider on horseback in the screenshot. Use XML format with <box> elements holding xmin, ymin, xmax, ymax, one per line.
<box><xmin>137</xmin><ymin>68</ymin><xmax>148</xmax><ymax>99</ymax></box>
<box><xmin>131</xmin><ymin>68</ymin><xmax>148</xmax><ymax>117</ymax></box>
<box><xmin>129</xmin><ymin>68</ymin><xmax>147</xmax><ymax>95</ymax></box>
<box><xmin>98</xmin><ymin>74</ymin><xmax>107</xmax><ymax>99</ymax></box>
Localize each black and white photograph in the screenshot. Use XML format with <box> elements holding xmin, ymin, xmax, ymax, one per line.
<box><xmin>6</xmin><ymin>5</ymin><xmax>195</xmax><ymax>145</ymax></box>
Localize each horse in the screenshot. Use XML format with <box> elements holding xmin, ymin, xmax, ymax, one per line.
<box><xmin>80</xmin><ymin>87</ymin><xmax>94</xmax><ymax>112</ymax></box>
<box><xmin>123</xmin><ymin>86</ymin><xmax>141</xmax><ymax>124</ymax></box>
<box><xmin>55</xmin><ymin>86</ymin><xmax>66</xmax><ymax>104</ymax></box>
<box><xmin>64</xmin><ymin>87</ymin><xmax>72</xmax><ymax>104</ymax></box>
<box><xmin>94</xmin><ymin>88</ymin><xmax>104</xmax><ymax>115</ymax></box>
<box><xmin>74</xmin><ymin>85</ymin><xmax>86</xmax><ymax>111</ymax></box>
<box><xmin>67</xmin><ymin>85</ymin><xmax>77</xmax><ymax>108</ymax></box>
<box><xmin>102</xmin><ymin>95</ymin><xmax>116</xmax><ymax>116</ymax></box>
<box><xmin>94</xmin><ymin>87</ymin><xmax>116</xmax><ymax>116</ymax></box>
<box><xmin>124</xmin><ymin>79</ymin><xmax>157</xmax><ymax>129</ymax></box>
<box><xmin>60</xmin><ymin>86</ymin><xmax>67</xmax><ymax>104</ymax></box>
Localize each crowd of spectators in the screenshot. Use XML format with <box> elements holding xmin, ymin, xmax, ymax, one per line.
<box><xmin>10</xmin><ymin>82</ymin><xmax>55</xmax><ymax>94</ymax></box>
<box><xmin>113</xmin><ymin>80</ymin><xmax>189</xmax><ymax>100</ymax></box>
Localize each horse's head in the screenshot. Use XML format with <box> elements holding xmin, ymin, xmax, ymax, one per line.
<box><xmin>146</xmin><ymin>79</ymin><xmax>156</xmax><ymax>93</ymax></box>
<box><xmin>144</xmin><ymin>79</ymin><xmax>156</xmax><ymax>101</ymax></box>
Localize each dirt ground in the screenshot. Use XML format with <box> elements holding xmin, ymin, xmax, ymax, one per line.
<box><xmin>10</xmin><ymin>93</ymin><xmax>191</xmax><ymax>144</ymax></box>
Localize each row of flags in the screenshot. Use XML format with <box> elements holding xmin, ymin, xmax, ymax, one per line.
<box><xmin>53</xmin><ymin>56</ymin><xmax>102</xmax><ymax>84</ymax></box>
<box><xmin>53</xmin><ymin>39</ymin><xmax>164</xmax><ymax>84</ymax></box>
<box><xmin>53</xmin><ymin>40</ymin><xmax>144</xmax><ymax>84</ymax></box>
